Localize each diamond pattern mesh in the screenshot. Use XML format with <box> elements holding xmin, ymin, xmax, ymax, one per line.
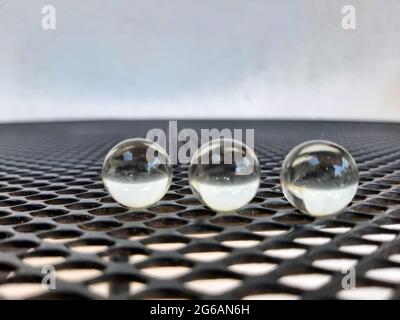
<box><xmin>0</xmin><ymin>120</ymin><xmax>399</xmax><ymax>300</ymax></box>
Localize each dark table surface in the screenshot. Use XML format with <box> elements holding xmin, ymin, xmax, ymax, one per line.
<box><xmin>0</xmin><ymin>120</ymin><xmax>399</xmax><ymax>299</ymax></box>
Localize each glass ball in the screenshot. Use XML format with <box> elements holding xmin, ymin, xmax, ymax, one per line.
<box><xmin>189</xmin><ymin>138</ymin><xmax>261</xmax><ymax>212</ymax></box>
<box><xmin>280</xmin><ymin>140</ymin><xmax>359</xmax><ymax>217</ymax></box>
<box><xmin>102</xmin><ymin>138</ymin><xmax>172</xmax><ymax>208</ymax></box>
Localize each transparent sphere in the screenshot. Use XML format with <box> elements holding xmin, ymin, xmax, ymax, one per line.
<box><xmin>280</xmin><ymin>140</ymin><xmax>359</xmax><ymax>217</ymax></box>
<box><xmin>189</xmin><ymin>138</ymin><xmax>261</xmax><ymax>212</ymax></box>
<box><xmin>102</xmin><ymin>138</ymin><xmax>172</xmax><ymax>208</ymax></box>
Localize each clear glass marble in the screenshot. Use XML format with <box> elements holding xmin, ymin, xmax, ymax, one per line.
<box><xmin>189</xmin><ymin>138</ymin><xmax>261</xmax><ymax>212</ymax></box>
<box><xmin>102</xmin><ymin>138</ymin><xmax>172</xmax><ymax>208</ymax></box>
<box><xmin>280</xmin><ymin>140</ymin><xmax>359</xmax><ymax>217</ymax></box>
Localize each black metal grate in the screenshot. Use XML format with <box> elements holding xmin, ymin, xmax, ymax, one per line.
<box><xmin>0</xmin><ymin>120</ymin><xmax>400</xmax><ymax>300</ymax></box>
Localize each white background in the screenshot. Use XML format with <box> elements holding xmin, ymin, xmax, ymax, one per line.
<box><xmin>0</xmin><ymin>0</ymin><xmax>399</xmax><ymax>122</ymax></box>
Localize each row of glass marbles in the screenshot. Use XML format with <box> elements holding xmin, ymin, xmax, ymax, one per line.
<box><xmin>101</xmin><ymin>138</ymin><xmax>358</xmax><ymax>217</ymax></box>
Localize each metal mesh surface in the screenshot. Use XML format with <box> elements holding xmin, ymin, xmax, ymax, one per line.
<box><xmin>0</xmin><ymin>120</ymin><xmax>400</xmax><ymax>300</ymax></box>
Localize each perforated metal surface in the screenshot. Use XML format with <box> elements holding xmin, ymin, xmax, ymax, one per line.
<box><xmin>0</xmin><ymin>120</ymin><xmax>400</xmax><ymax>300</ymax></box>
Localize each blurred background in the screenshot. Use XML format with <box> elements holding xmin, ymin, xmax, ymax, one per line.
<box><xmin>0</xmin><ymin>0</ymin><xmax>399</xmax><ymax>123</ymax></box>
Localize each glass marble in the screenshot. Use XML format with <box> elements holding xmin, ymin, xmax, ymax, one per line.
<box><xmin>280</xmin><ymin>140</ymin><xmax>359</xmax><ymax>217</ymax></box>
<box><xmin>189</xmin><ymin>138</ymin><xmax>261</xmax><ymax>212</ymax></box>
<box><xmin>102</xmin><ymin>138</ymin><xmax>172</xmax><ymax>208</ymax></box>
